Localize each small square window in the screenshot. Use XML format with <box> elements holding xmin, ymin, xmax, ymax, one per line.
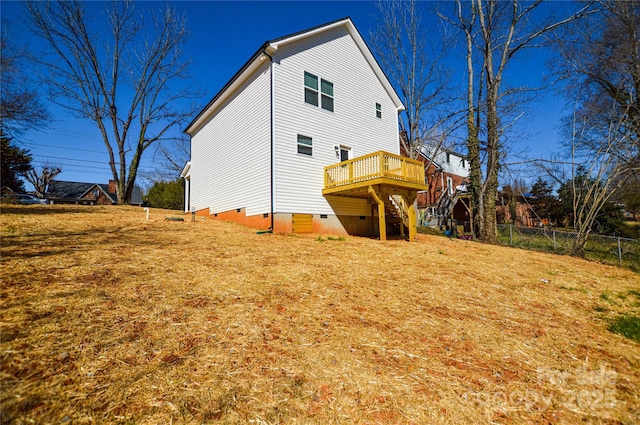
<box><xmin>376</xmin><ymin>103</ymin><xmax>382</xmax><ymax>119</ymax></box>
<box><xmin>297</xmin><ymin>134</ymin><xmax>313</xmax><ymax>156</ymax></box>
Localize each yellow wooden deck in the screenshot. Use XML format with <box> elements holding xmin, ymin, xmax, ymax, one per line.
<box><xmin>323</xmin><ymin>151</ymin><xmax>427</xmax><ymax>197</ymax></box>
<box><xmin>322</xmin><ymin>151</ymin><xmax>428</xmax><ymax>241</ymax></box>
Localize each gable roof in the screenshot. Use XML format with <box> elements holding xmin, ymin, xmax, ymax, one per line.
<box><xmin>418</xmin><ymin>145</ymin><xmax>468</xmax><ymax>163</ymax></box>
<box><xmin>186</xmin><ymin>17</ymin><xmax>404</xmax><ymax>135</ymax></box>
<box><xmin>46</xmin><ymin>180</ymin><xmax>144</xmax><ymax>205</ymax></box>
<box><xmin>46</xmin><ymin>181</ymin><xmax>107</xmax><ymax>200</ymax></box>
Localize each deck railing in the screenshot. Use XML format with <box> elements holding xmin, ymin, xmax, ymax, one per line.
<box><xmin>324</xmin><ymin>151</ymin><xmax>425</xmax><ymax>190</ymax></box>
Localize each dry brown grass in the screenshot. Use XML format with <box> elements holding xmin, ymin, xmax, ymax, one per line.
<box><xmin>1</xmin><ymin>205</ymin><xmax>639</xmax><ymax>424</ymax></box>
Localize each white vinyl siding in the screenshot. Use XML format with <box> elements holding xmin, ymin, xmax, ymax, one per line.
<box><xmin>273</xmin><ymin>25</ymin><xmax>400</xmax><ymax>216</ymax></box>
<box><xmin>420</xmin><ymin>146</ymin><xmax>470</xmax><ymax>178</ymax></box>
<box><xmin>189</xmin><ymin>63</ymin><xmax>271</xmax><ymax>216</ymax></box>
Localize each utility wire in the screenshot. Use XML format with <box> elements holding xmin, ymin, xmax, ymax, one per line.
<box><xmin>23</xmin><ymin>142</ymin><xmax>106</xmax><ymax>154</ymax></box>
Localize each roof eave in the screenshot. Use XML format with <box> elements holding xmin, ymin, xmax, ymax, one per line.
<box><xmin>180</xmin><ymin>161</ymin><xmax>191</xmax><ymax>178</ymax></box>
<box><xmin>185</xmin><ymin>49</ymin><xmax>271</xmax><ymax>135</ymax></box>
<box><xmin>186</xmin><ymin>17</ymin><xmax>405</xmax><ymax>135</ymax></box>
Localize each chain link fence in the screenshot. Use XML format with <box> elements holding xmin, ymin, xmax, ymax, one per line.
<box><xmin>497</xmin><ymin>224</ymin><xmax>639</xmax><ymax>272</ymax></box>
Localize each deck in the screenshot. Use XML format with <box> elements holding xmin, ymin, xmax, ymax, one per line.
<box><xmin>322</xmin><ymin>151</ymin><xmax>428</xmax><ymax>241</ymax></box>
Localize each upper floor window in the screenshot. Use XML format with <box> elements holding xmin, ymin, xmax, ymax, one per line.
<box><xmin>446</xmin><ymin>153</ymin><xmax>451</xmax><ymax>163</ymax></box>
<box><xmin>461</xmin><ymin>159</ymin><xmax>466</xmax><ymax>168</ymax></box>
<box><xmin>297</xmin><ymin>134</ymin><xmax>313</xmax><ymax>156</ymax></box>
<box><xmin>304</xmin><ymin>71</ymin><xmax>333</xmax><ymax>112</ymax></box>
<box><xmin>304</xmin><ymin>72</ymin><xmax>318</xmax><ymax>106</ymax></box>
<box><xmin>376</xmin><ymin>103</ymin><xmax>382</xmax><ymax>119</ymax></box>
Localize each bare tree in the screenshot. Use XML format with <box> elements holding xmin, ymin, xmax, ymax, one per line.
<box><xmin>26</xmin><ymin>1</ymin><xmax>202</xmax><ymax>204</ymax></box>
<box><xmin>0</xmin><ymin>20</ymin><xmax>50</xmax><ymax>136</ymax></box>
<box><xmin>370</xmin><ymin>0</ymin><xmax>458</xmax><ymax>160</ymax></box>
<box><xmin>567</xmin><ymin>108</ymin><xmax>637</xmax><ymax>253</ymax></box>
<box><xmin>443</xmin><ymin>0</ymin><xmax>593</xmax><ymax>242</ymax></box>
<box><xmin>138</xmin><ymin>135</ymin><xmax>190</xmax><ymax>191</ymax></box>
<box><xmin>542</xmin><ymin>1</ymin><xmax>640</xmax><ymax>252</ymax></box>
<box><xmin>23</xmin><ymin>162</ymin><xmax>61</xmax><ymax>198</ymax></box>
<box><xmin>558</xmin><ymin>1</ymin><xmax>639</xmax><ymax>143</ymax></box>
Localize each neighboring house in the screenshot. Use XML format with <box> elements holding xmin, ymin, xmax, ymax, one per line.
<box><xmin>496</xmin><ymin>190</ymin><xmax>538</xmax><ymax>227</ymax></box>
<box><xmin>414</xmin><ymin>145</ymin><xmax>471</xmax><ymax>230</ymax></box>
<box><xmin>182</xmin><ymin>18</ymin><xmax>427</xmax><ymax>240</ymax></box>
<box><xmin>46</xmin><ymin>180</ymin><xmax>143</xmax><ymax>206</ymax></box>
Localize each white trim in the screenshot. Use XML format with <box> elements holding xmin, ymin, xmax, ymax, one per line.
<box><xmin>180</xmin><ymin>161</ymin><xmax>191</xmax><ymax>178</ymax></box>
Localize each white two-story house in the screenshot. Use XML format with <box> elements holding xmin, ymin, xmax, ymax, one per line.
<box><xmin>182</xmin><ymin>18</ymin><xmax>427</xmax><ymax>240</ymax></box>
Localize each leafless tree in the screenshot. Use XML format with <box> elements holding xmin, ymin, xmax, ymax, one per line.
<box><xmin>370</xmin><ymin>0</ymin><xmax>458</xmax><ymax>161</ymax></box>
<box><xmin>0</xmin><ymin>20</ymin><xmax>50</xmax><ymax>136</ymax></box>
<box><xmin>138</xmin><ymin>135</ymin><xmax>190</xmax><ymax>190</ymax></box>
<box><xmin>26</xmin><ymin>1</ymin><xmax>202</xmax><ymax>204</ymax></box>
<box><xmin>543</xmin><ymin>1</ymin><xmax>640</xmax><ymax>252</ymax></box>
<box><xmin>567</xmin><ymin>107</ymin><xmax>638</xmax><ymax>253</ymax></box>
<box><xmin>442</xmin><ymin>0</ymin><xmax>593</xmax><ymax>242</ymax></box>
<box><xmin>23</xmin><ymin>162</ymin><xmax>61</xmax><ymax>198</ymax></box>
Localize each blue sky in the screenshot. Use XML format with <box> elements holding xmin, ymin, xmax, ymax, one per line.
<box><xmin>3</xmin><ymin>1</ymin><xmax>569</xmax><ymax>190</ymax></box>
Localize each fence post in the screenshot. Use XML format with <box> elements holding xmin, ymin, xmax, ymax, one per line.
<box><xmin>618</xmin><ymin>237</ymin><xmax>622</xmax><ymax>267</ymax></box>
<box><xmin>553</xmin><ymin>230</ymin><xmax>556</xmax><ymax>251</ymax></box>
<box><xmin>509</xmin><ymin>225</ymin><xmax>513</xmax><ymax>246</ymax></box>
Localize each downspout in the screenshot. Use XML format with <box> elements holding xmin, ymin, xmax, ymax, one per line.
<box><xmin>263</xmin><ymin>49</ymin><xmax>275</xmax><ymax>231</ymax></box>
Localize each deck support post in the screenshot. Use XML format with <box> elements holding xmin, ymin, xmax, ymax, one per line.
<box><xmin>407</xmin><ymin>200</ymin><xmax>417</xmax><ymax>241</ymax></box>
<box><xmin>401</xmin><ymin>193</ymin><xmax>417</xmax><ymax>242</ymax></box>
<box><xmin>368</xmin><ymin>186</ymin><xmax>386</xmax><ymax>241</ymax></box>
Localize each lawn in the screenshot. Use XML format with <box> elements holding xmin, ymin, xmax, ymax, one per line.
<box><xmin>1</xmin><ymin>205</ymin><xmax>639</xmax><ymax>424</ymax></box>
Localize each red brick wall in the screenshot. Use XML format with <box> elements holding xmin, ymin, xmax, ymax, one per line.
<box><xmin>419</xmin><ymin>162</ymin><xmax>467</xmax><ymax>208</ymax></box>
<box><xmin>82</xmin><ymin>188</ymin><xmax>114</xmax><ymax>205</ymax></box>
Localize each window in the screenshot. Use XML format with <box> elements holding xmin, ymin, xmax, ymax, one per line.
<box><xmin>304</xmin><ymin>71</ymin><xmax>333</xmax><ymax>112</ymax></box>
<box><xmin>304</xmin><ymin>72</ymin><xmax>318</xmax><ymax>106</ymax></box>
<box><xmin>447</xmin><ymin>177</ymin><xmax>453</xmax><ymax>195</ymax></box>
<box><xmin>297</xmin><ymin>134</ymin><xmax>313</xmax><ymax>156</ymax></box>
<box><xmin>376</xmin><ymin>103</ymin><xmax>382</xmax><ymax>119</ymax></box>
<box><xmin>446</xmin><ymin>153</ymin><xmax>451</xmax><ymax>163</ymax></box>
<box><xmin>321</xmin><ymin>79</ymin><xmax>334</xmax><ymax>111</ymax></box>
<box><xmin>461</xmin><ymin>159</ymin><xmax>466</xmax><ymax>168</ymax></box>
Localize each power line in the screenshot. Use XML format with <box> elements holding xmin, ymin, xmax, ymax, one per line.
<box><xmin>23</xmin><ymin>142</ymin><xmax>106</xmax><ymax>154</ymax></box>
<box><xmin>30</xmin><ymin>154</ymin><xmax>108</xmax><ymax>165</ymax></box>
<box><xmin>30</xmin><ymin>159</ymin><xmax>157</xmax><ymax>171</ymax></box>
<box><xmin>30</xmin><ymin>161</ymin><xmax>111</xmax><ymax>171</ymax></box>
